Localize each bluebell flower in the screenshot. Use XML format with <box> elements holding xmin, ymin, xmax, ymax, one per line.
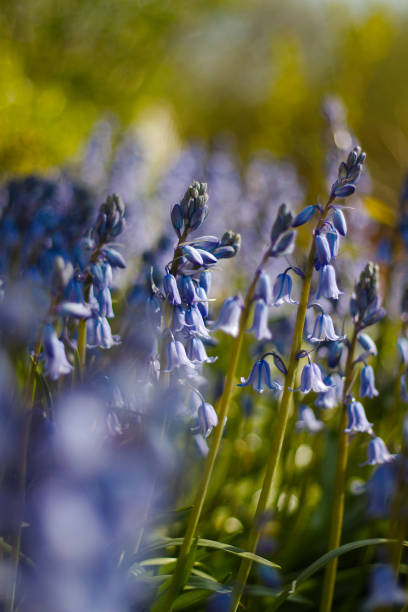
<box><xmin>295</xmin><ymin>361</ymin><xmax>333</xmax><ymax>394</ymax></box>
<box><xmin>362</xmin><ymin>436</ymin><xmax>395</xmax><ymax>466</ymax></box>
<box><xmin>199</xmin><ymin>270</ymin><xmax>211</xmax><ymax>294</ymax></box>
<box><xmin>196</xmin><ymin>286</ymin><xmax>209</xmax><ymax>319</ymax></box>
<box><xmin>357</xmin><ymin>332</ymin><xmax>377</xmax><ymax>356</ymax></box>
<box><xmin>182</xmin><ymin>245</ymin><xmax>204</xmax><ymax>266</ymax></box>
<box><xmin>179</xmin><ymin>275</ymin><xmax>198</xmax><ymax>304</ymax></box>
<box><xmin>327</xmin><ymin>340</ymin><xmax>343</xmax><ymax>368</ymax></box>
<box><xmin>238</xmin><ymin>359</ymin><xmax>283</xmax><ymax>394</ymax></box>
<box><xmin>326</xmin><ymin>229</ymin><xmax>339</xmax><ymax>259</ymax></box>
<box><xmin>366</xmin><ymin>461</ymin><xmax>398</xmax><ymax>517</ymax></box>
<box><xmin>295</xmin><ymin>405</ymin><xmax>324</xmax><ymax>433</ymax></box>
<box><xmin>56</xmin><ymin>302</ymin><xmax>92</xmax><ymax>319</ymax></box>
<box><xmin>397</xmin><ymin>337</ymin><xmax>408</xmax><ymax>364</ymax></box>
<box><xmin>273</xmin><ymin>272</ymin><xmax>297</xmax><ymax>306</ymax></box>
<box><xmin>101</xmin><ymin>246</ymin><xmax>126</xmax><ymax>269</ymax></box>
<box><xmin>315</xmin><ymin>373</ymin><xmax>344</xmax><ymax>409</ymax></box>
<box><xmin>163</xmin><ymin>334</ymin><xmax>195</xmax><ymax>372</ymax></box>
<box><xmin>309</xmin><ymin>312</ymin><xmax>342</xmax><ymax>343</ymax></box>
<box><xmin>291</xmin><ymin>205</ymin><xmax>316</xmax><ymax>227</ymax></box>
<box><xmin>185</xmin><ymin>304</ymin><xmax>211</xmax><ymax>338</ymax></box>
<box><xmin>315</xmin><ymin>234</ymin><xmax>331</xmax><ymax>267</ymax></box>
<box><xmin>256</xmin><ymin>271</ymin><xmax>272</xmax><ymax>305</ymax></box>
<box><xmin>172</xmin><ymin>305</ymin><xmax>186</xmax><ymax>332</ymax></box>
<box><xmin>43</xmin><ymin>324</ymin><xmax>73</xmax><ymax>380</ymax></box>
<box><xmin>248</xmin><ymin>299</ymin><xmax>272</xmax><ymax>341</ymax></box>
<box><xmin>86</xmin><ymin>316</ymin><xmax>119</xmax><ymax>349</ymax></box>
<box><xmin>197</xmin><ymin>401</ymin><xmax>218</xmax><ymax>438</ymax></box>
<box><xmin>363</xmin><ymin>565</ymin><xmax>406</xmax><ymax>611</ymax></box>
<box><xmin>316</xmin><ymin>264</ymin><xmax>342</xmax><ymax>300</ymax></box>
<box><xmin>186</xmin><ymin>336</ymin><xmax>217</xmax><ymax>364</ymax></box>
<box><xmin>163</xmin><ymin>272</ymin><xmax>181</xmax><ymax>306</ymax></box>
<box><xmin>360</xmin><ymin>365</ymin><xmax>379</xmax><ymax>398</ymax></box>
<box><xmin>344</xmin><ymin>400</ymin><xmax>373</xmax><ymax>434</ymax></box>
<box><xmin>94</xmin><ymin>286</ymin><xmax>114</xmax><ymax>318</ymax></box>
<box><xmin>332</xmin><ymin>208</ymin><xmax>347</xmax><ymax>236</ymax></box>
<box><xmin>212</xmin><ymin>295</ymin><xmax>243</xmax><ymax>337</ymax></box>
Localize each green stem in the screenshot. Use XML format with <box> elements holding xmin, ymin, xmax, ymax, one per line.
<box><xmin>229</xmin><ymin>200</ymin><xmax>335</xmax><ymax>612</ymax></box>
<box><xmin>152</xmin><ymin>251</ymin><xmax>270</xmax><ymax>612</ymax></box>
<box><xmin>319</xmin><ymin>327</ymin><xmax>358</xmax><ymax>612</ymax></box>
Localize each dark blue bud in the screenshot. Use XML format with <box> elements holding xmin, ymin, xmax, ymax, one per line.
<box><xmin>199</xmin><ymin>270</ymin><xmax>211</xmax><ymax>294</ymax></box>
<box><xmin>333</xmin><ymin>183</ymin><xmax>356</xmax><ymax>198</ymax></box>
<box><xmin>270</xmin><ymin>230</ymin><xmax>297</xmax><ymax>257</ymax></box>
<box><xmin>358</xmin><ymin>333</ymin><xmax>377</xmax><ymax>355</ymax></box>
<box><xmin>271</xmin><ymin>203</ymin><xmax>293</xmax><ymax>242</ymax></box>
<box><xmin>273</xmin><ymin>353</ymin><xmax>288</xmax><ymax>375</ymax></box>
<box><xmin>163</xmin><ymin>272</ymin><xmax>182</xmax><ymax>306</ymax></box>
<box><xmin>332</xmin><ymin>208</ymin><xmax>347</xmax><ymax>236</ymax></box>
<box><xmin>182</xmin><ymin>245</ymin><xmax>204</xmax><ymax>266</ymax></box>
<box><xmin>179</xmin><ymin>275</ymin><xmax>197</xmax><ymax>305</ymax></box>
<box><xmin>196</xmin><ymin>286</ymin><xmax>209</xmax><ymax>319</ymax></box>
<box><xmin>171</xmin><ymin>203</ymin><xmax>183</xmax><ymax>234</ymax></box>
<box><xmin>292</xmin><ymin>205</ymin><xmax>316</xmax><ymax>228</ymax></box>
<box><xmin>102</xmin><ymin>247</ymin><xmax>126</xmax><ymax>269</ymax></box>
<box><xmin>212</xmin><ymin>245</ymin><xmax>236</xmax><ymax>259</ymax></box>
<box><xmin>327</xmin><ymin>340</ymin><xmax>343</xmax><ymax>368</ymax></box>
<box><xmin>194</xmin><ymin>248</ymin><xmax>218</xmax><ymax>266</ymax></box>
<box><xmin>315</xmin><ymin>234</ymin><xmax>331</xmax><ymax>266</ymax></box>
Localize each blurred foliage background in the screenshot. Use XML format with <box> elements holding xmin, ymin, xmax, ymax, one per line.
<box><xmin>1</xmin><ymin>0</ymin><xmax>408</xmax><ymax>208</ymax></box>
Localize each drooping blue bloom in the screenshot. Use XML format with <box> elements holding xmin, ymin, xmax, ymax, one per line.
<box><xmin>332</xmin><ymin>208</ymin><xmax>347</xmax><ymax>236</ymax></box>
<box><xmin>163</xmin><ymin>334</ymin><xmax>195</xmax><ymax>372</ymax></box>
<box><xmin>327</xmin><ymin>340</ymin><xmax>343</xmax><ymax>368</ymax></box>
<box><xmin>212</xmin><ymin>295</ymin><xmax>243</xmax><ymax>337</ymax></box>
<box><xmin>256</xmin><ymin>271</ymin><xmax>272</xmax><ymax>305</ymax></box>
<box><xmin>315</xmin><ymin>234</ymin><xmax>331</xmax><ymax>267</ymax></box>
<box><xmin>272</xmin><ymin>272</ymin><xmax>297</xmax><ymax>306</ymax></box>
<box><xmin>315</xmin><ymin>373</ymin><xmax>344</xmax><ymax>409</ymax></box>
<box><xmin>292</xmin><ymin>205</ymin><xmax>316</xmax><ymax>227</ymax></box>
<box><xmin>94</xmin><ymin>286</ymin><xmax>114</xmax><ymax>318</ymax></box>
<box><xmin>366</xmin><ymin>461</ymin><xmax>398</xmax><ymax>518</ymax></box>
<box><xmin>363</xmin><ymin>565</ymin><xmax>407</xmax><ymax>611</ymax></box>
<box><xmin>163</xmin><ymin>272</ymin><xmax>181</xmax><ymax>306</ymax></box>
<box><xmin>186</xmin><ymin>336</ymin><xmax>217</xmax><ymax>364</ymax></box>
<box><xmin>43</xmin><ymin>324</ymin><xmax>73</xmax><ymax>380</ymax></box>
<box><xmin>344</xmin><ymin>400</ymin><xmax>373</xmax><ymax>434</ymax></box>
<box><xmin>295</xmin><ymin>405</ymin><xmax>324</xmax><ymax>433</ymax></box>
<box><xmin>238</xmin><ymin>359</ymin><xmax>283</xmax><ymax>394</ymax></box>
<box><xmin>309</xmin><ymin>312</ymin><xmax>343</xmax><ymax>343</ymax></box>
<box><xmin>196</xmin><ymin>286</ymin><xmax>209</xmax><ymax>319</ymax></box>
<box><xmin>326</xmin><ymin>229</ymin><xmax>339</xmax><ymax>259</ymax></box>
<box><xmin>316</xmin><ymin>264</ymin><xmax>342</xmax><ymax>300</ymax></box>
<box><xmin>248</xmin><ymin>299</ymin><xmax>272</xmax><ymax>341</ymax></box>
<box><xmin>295</xmin><ymin>362</ymin><xmax>333</xmax><ymax>394</ymax></box>
<box><xmin>197</xmin><ymin>401</ymin><xmax>218</xmax><ymax>438</ymax></box>
<box><xmin>360</xmin><ymin>365</ymin><xmax>379</xmax><ymax>398</ymax></box>
<box><xmin>179</xmin><ymin>275</ymin><xmax>198</xmax><ymax>304</ymax></box>
<box><xmin>357</xmin><ymin>332</ymin><xmax>378</xmax><ymax>356</ymax></box>
<box><xmin>185</xmin><ymin>305</ymin><xmax>211</xmax><ymax>338</ymax></box>
<box><xmin>86</xmin><ymin>316</ymin><xmax>120</xmax><ymax>350</ymax></box>
<box><xmin>362</xmin><ymin>436</ymin><xmax>395</xmax><ymax>466</ymax></box>
<box><xmin>172</xmin><ymin>305</ymin><xmax>185</xmax><ymax>332</ymax></box>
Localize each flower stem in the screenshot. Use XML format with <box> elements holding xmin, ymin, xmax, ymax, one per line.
<box><xmin>152</xmin><ymin>251</ymin><xmax>270</xmax><ymax>612</ymax></box>
<box><xmin>229</xmin><ymin>199</ymin><xmax>333</xmax><ymax>612</ymax></box>
<box><xmin>319</xmin><ymin>327</ymin><xmax>358</xmax><ymax>612</ymax></box>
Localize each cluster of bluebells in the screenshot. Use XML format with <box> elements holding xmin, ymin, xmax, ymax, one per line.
<box><xmin>151</xmin><ymin>181</ymin><xmax>240</xmax><ymax>453</ymax></box>
<box><xmin>39</xmin><ymin>194</ymin><xmax>127</xmax><ymax>380</ymax></box>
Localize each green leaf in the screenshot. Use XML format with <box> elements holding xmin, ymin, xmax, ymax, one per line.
<box><xmin>172</xmin><ymin>590</ymin><xmax>211</xmax><ymax>610</ymax></box>
<box><xmin>270</xmin><ymin>538</ymin><xmax>407</xmax><ymax>610</ymax></box>
<box><xmin>140</xmin><ymin>557</ymin><xmax>177</xmax><ymax>567</ymax></box>
<box><xmin>136</xmin><ymin>537</ymin><xmax>280</xmax><ymax>570</ymax></box>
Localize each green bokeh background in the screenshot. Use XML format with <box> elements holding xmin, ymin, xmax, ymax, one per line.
<box><xmin>1</xmin><ymin>0</ymin><xmax>408</xmax><ymax>207</ymax></box>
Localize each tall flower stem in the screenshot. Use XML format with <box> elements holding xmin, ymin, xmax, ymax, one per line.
<box><xmin>153</xmin><ymin>250</ymin><xmax>270</xmax><ymax>612</ymax></box>
<box><xmin>229</xmin><ymin>224</ymin><xmax>321</xmax><ymax>612</ymax></box>
<box><xmin>319</xmin><ymin>327</ymin><xmax>358</xmax><ymax>612</ymax></box>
